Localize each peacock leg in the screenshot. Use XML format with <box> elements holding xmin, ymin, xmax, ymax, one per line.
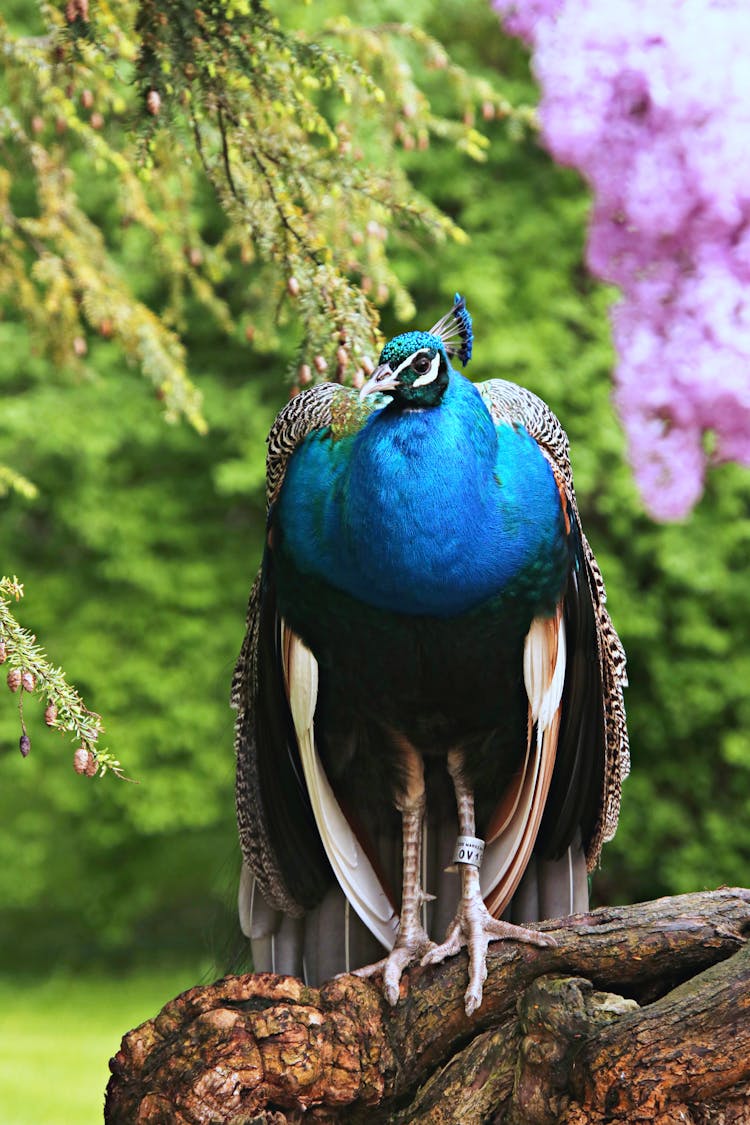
<box><xmin>352</xmin><ymin>743</ymin><xmax>435</xmax><ymax>1004</ymax></box>
<box><xmin>422</xmin><ymin>749</ymin><xmax>556</xmax><ymax>1016</ymax></box>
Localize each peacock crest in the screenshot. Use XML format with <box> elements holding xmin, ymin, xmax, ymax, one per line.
<box><xmin>429</xmin><ymin>292</ymin><xmax>473</xmax><ymax>367</ymax></box>
<box><xmin>377</xmin><ymin>294</ymin><xmax>474</xmax><ymax>372</ymax></box>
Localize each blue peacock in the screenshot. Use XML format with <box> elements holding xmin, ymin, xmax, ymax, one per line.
<box><xmin>232</xmin><ymin>295</ymin><xmax>629</xmax><ymax>1015</ymax></box>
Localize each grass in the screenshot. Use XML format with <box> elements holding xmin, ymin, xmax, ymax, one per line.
<box><xmin>0</xmin><ymin>963</ymin><xmax>214</xmax><ymax>1124</ymax></box>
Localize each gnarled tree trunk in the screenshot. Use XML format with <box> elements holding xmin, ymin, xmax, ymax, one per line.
<box><xmin>105</xmin><ymin>889</ymin><xmax>750</xmax><ymax>1123</ymax></box>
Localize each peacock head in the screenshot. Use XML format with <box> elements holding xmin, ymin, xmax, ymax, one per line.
<box><xmin>360</xmin><ymin>294</ymin><xmax>473</xmax><ymax>409</ymax></box>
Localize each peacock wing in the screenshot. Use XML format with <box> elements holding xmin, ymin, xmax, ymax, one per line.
<box><xmin>233</xmin><ymin>383</ymin><xmax>391</xmax><ymax>925</ymax></box>
<box><xmin>477</xmin><ymin>378</ymin><xmax>629</xmax><ymax>875</ymax></box>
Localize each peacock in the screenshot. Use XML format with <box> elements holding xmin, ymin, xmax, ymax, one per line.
<box><xmin>232</xmin><ymin>295</ymin><xmax>629</xmax><ymax>1015</ymax></box>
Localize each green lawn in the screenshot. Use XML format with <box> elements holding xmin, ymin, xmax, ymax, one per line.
<box><xmin>0</xmin><ymin>965</ymin><xmax>212</xmax><ymax>1124</ymax></box>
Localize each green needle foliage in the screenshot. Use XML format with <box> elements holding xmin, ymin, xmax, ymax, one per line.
<box><xmin>0</xmin><ymin>576</ymin><xmax>125</xmax><ymax>778</ymax></box>
<box><xmin>1</xmin><ymin>0</ymin><xmax>529</xmax><ymax>410</ymax></box>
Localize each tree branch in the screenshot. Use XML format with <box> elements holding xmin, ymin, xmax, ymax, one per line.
<box><xmin>105</xmin><ymin>889</ymin><xmax>750</xmax><ymax>1123</ymax></box>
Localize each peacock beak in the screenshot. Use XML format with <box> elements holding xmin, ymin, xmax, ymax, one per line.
<box><xmin>359</xmin><ymin>363</ymin><xmax>400</xmax><ymax>401</ymax></box>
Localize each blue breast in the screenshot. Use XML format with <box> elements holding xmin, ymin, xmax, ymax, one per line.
<box><xmin>276</xmin><ymin>375</ymin><xmax>567</xmax><ymax>617</ymax></box>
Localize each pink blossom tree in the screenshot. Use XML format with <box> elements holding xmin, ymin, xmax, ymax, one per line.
<box><xmin>494</xmin><ymin>0</ymin><xmax>750</xmax><ymax>519</ymax></box>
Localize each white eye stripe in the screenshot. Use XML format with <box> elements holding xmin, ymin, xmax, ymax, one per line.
<box><xmin>389</xmin><ymin>348</ymin><xmax>441</xmax><ymax>386</ymax></box>
<box><xmin>392</xmin><ymin>352</ymin><xmax>422</xmax><ymax>378</ymax></box>
<box><xmin>412</xmin><ymin>353</ymin><xmax>441</xmax><ymax>387</ymax></box>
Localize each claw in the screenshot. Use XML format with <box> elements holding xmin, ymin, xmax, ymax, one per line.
<box><xmin>352</xmin><ymin>926</ymin><xmax>436</xmax><ymax>1005</ymax></box>
<box><xmin>424</xmin><ymin>901</ymin><xmax>555</xmax><ymax>1015</ymax></box>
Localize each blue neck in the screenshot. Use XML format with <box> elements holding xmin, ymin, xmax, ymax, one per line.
<box><xmin>277</xmin><ymin>373</ymin><xmax>566</xmax><ymax>616</ymax></box>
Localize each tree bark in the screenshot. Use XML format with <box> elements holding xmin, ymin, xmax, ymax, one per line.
<box><xmin>105</xmin><ymin>889</ymin><xmax>750</xmax><ymax>1124</ymax></box>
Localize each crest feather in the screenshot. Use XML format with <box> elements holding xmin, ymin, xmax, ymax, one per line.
<box><xmin>429</xmin><ymin>293</ymin><xmax>473</xmax><ymax>367</ymax></box>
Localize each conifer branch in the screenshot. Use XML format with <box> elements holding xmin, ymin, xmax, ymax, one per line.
<box><xmin>0</xmin><ymin>576</ymin><xmax>132</xmax><ymax>781</ymax></box>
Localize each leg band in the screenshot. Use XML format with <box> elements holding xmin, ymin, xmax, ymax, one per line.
<box><xmin>452</xmin><ymin>835</ymin><xmax>485</xmax><ymax>868</ymax></box>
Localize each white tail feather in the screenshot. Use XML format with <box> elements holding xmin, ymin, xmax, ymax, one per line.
<box><xmin>281</xmin><ymin>620</ymin><xmax>399</xmax><ymax>951</ymax></box>
<box><xmin>538</xmin><ymin>617</ymin><xmax>566</xmax><ymax>730</ymax></box>
<box><xmin>523</xmin><ymin>614</ymin><xmax>566</xmax><ymax>727</ymax></box>
<box><xmin>482</xmin><ymin>610</ymin><xmax>566</xmax><ymax>915</ymax></box>
<box><xmin>480</xmin><ymin>737</ymin><xmax>541</xmax><ymax>901</ymax></box>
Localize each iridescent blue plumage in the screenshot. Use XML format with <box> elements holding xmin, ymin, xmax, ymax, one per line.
<box><xmin>277</xmin><ymin>369</ymin><xmax>567</xmax><ymax>617</ymax></box>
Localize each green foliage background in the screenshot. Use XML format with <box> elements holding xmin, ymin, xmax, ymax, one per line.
<box><xmin>1</xmin><ymin>0</ymin><xmax>749</xmax><ymax>978</ymax></box>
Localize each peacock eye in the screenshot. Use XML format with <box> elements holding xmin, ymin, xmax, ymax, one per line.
<box><xmin>411</xmin><ymin>353</ymin><xmax>431</xmax><ymax>375</ymax></box>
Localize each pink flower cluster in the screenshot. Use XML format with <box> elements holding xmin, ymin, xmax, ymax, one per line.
<box><xmin>494</xmin><ymin>0</ymin><xmax>750</xmax><ymax>519</ymax></box>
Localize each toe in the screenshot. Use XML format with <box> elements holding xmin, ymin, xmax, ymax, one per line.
<box><xmin>485</xmin><ymin>918</ymin><xmax>557</xmax><ymax>948</ymax></box>
<box><xmin>534</xmin><ymin>932</ymin><xmax>557</xmax><ymax>948</ymax></box>
<box><xmin>421</xmin><ymin>917</ymin><xmax>463</xmax><ymax>967</ymax></box>
<box><xmin>465</xmin><ymin>936</ymin><xmax>489</xmax><ymax>1009</ymax></box>
<box><xmin>464</xmin><ymin>985</ymin><xmax>483</xmax><ymax>1017</ymax></box>
<box><xmin>351</xmin><ymin>959</ymin><xmax>386</xmax><ymax>980</ymax></box>
<box><xmin>421</xmin><ymin>932</ymin><xmax>462</xmax><ymax>967</ymax></box>
<box><xmin>383</xmin><ymin>977</ymin><xmax>401</xmax><ymax>1005</ymax></box>
<box><xmin>382</xmin><ymin>948</ymin><xmax>411</xmax><ymax>1004</ymax></box>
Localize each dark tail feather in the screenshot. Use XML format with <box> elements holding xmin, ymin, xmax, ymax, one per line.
<box><xmin>423</xmin><ymin>814</ymin><xmax>461</xmax><ymax>940</ymax></box>
<box><xmin>303</xmin><ymin>887</ymin><xmax>383</xmax><ymax>984</ymax></box>
<box><xmin>510</xmin><ymin>832</ymin><xmax>588</xmax><ymax>925</ymax></box>
<box><xmin>239</xmin><ymin>861</ymin><xmax>305</xmax><ymax>977</ymax></box>
<box><xmin>509</xmin><ymin>860</ymin><xmax>539</xmax><ymax>923</ymax></box>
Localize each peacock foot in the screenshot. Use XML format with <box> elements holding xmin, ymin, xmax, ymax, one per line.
<box><xmin>352</xmin><ymin>924</ymin><xmax>436</xmax><ymax>1006</ymax></box>
<box><xmin>421</xmin><ymin>896</ymin><xmax>556</xmax><ymax>1016</ymax></box>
